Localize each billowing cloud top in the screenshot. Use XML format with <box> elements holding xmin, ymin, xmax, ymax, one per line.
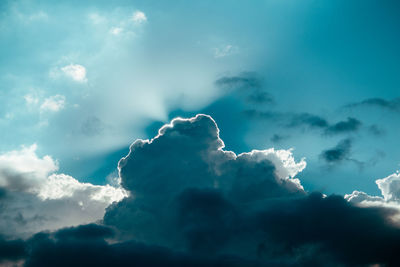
<box><xmin>0</xmin><ymin>144</ymin><xmax>127</xmax><ymax>238</ymax></box>
<box><xmin>2</xmin><ymin>114</ymin><xmax>400</xmax><ymax>266</ymax></box>
<box><xmin>105</xmin><ymin>114</ymin><xmax>306</xmax><ymax>247</ymax></box>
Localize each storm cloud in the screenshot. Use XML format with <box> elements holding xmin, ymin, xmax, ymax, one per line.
<box><xmin>2</xmin><ymin>114</ymin><xmax>400</xmax><ymax>266</ymax></box>
<box><xmin>101</xmin><ymin>115</ymin><xmax>400</xmax><ymax>266</ymax></box>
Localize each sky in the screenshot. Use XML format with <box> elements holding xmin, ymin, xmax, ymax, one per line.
<box><xmin>1</xmin><ymin>0</ymin><xmax>400</xmax><ymax>266</ymax></box>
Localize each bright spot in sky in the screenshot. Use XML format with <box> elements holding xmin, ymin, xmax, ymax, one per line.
<box><xmin>61</xmin><ymin>64</ymin><xmax>87</xmax><ymax>82</ymax></box>
<box><xmin>132</xmin><ymin>11</ymin><xmax>147</xmax><ymax>23</ymax></box>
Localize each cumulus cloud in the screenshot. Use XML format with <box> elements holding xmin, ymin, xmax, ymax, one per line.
<box><xmin>346</xmin><ymin>171</ymin><xmax>400</xmax><ymax>209</ymax></box>
<box><xmin>40</xmin><ymin>95</ymin><xmax>66</xmax><ymax>112</ymax></box>
<box><xmin>104</xmin><ymin>114</ymin><xmax>306</xmax><ymax>246</ymax></box>
<box><xmin>1</xmin><ymin>114</ymin><xmax>400</xmax><ymax>266</ymax></box>
<box><xmin>132</xmin><ymin>11</ymin><xmax>147</xmax><ymax>24</ymax></box>
<box><xmin>104</xmin><ymin>115</ymin><xmax>400</xmax><ymax>266</ymax></box>
<box><xmin>0</xmin><ymin>145</ymin><xmax>127</xmax><ymax>238</ymax></box>
<box><xmin>61</xmin><ymin>64</ymin><xmax>87</xmax><ymax>82</ymax></box>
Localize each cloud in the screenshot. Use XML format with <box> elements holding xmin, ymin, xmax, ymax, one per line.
<box><xmin>24</xmin><ymin>94</ymin><xmax>39</xmax><ymax>106</ymax></box>
<box><xmin>0</xmin><ymin>236</ymin><xmax>26</xmax><ymax>265</ymax></box>
<box><xmin>215</xmin><ymin>73</ymin><xmax>273</xmax><ymax>104</ymax></box>
<box><xmin>345</xmin><ymin>98</ymin><xmax>400</xmax><ymax>112</ymax></box>
<box><xmin>109</xmin><ymin>27</ymin><xmax>123</xmax><ymax>35</ymax></box>
<box><xmin>320</xmin><ymin>138</ymin><xmax>352</xmax><ymax>163</ymax></box>
<box><xmin>376</xmin><ymin>172</ymin><xmax>400</xmax><ymax>202</ymax></box>
<box><xmin>289</xmin><ymin>113</ymin><xmax>329</xmax><ymax>128</ymax></box>
<box><xmin>0</xmin><ymin>145</ymin><xmax>127</xmax><ymax>238</ymax></box>
<box><xmin>61</xmin><ymin>64</ymin><xmax>87</xmax><ymax>82</ymax></box>
<box><xmin>9</xmin><ymin>194</ymin><xmax>400</xmax><ymax>266</ymax></box>
<box><xmin>245</xmin><ymin>110</ymin><xmax>363</xmax><ymax>136</ymax></box>
<box><xmin>270</xmin><ymin>133</ymin><xmax>290</xmax><ymax>143</ymax></box>
<box><xmin>1</xmin><ymin>115</ymin><xmax>400</xmax><ymax>266</ymax></box>
<box><xmin>215</xmin><ymin>73</ymin><xmax>262</xmax><ymax>89</ymax></box>
<box><xmin>132</xmin><ymin>11</ymin><xmax>147</xmax><ymax>24</ymax></box>
<box><xmin>213</xmin><ymin>45</ymin><xmax>239</xmax><ymax>58</ymax></box>
<box><xmin>104</xmin><ymin>114</ymin><xmax>306</xmax><ymax>247</ymax></box>
<box><xmin>22</xmin><ymin>224</ymin><xmax>267</xmax><ymax>267</ymax></box>
<box><xmin>346</xmin><ymin>172</ymin><xmax>400</xmax><ymax>213</ymax></box>
<box><xmin>40</xmin><ymin>95</ymin><xmax>66</xmax><ymax>112</ymax></box>
<box><xmin>324</xmin><ymin>117</ymin><xmax>362</xmax><ymax>135</ymax></box>
<box><xmin>244</xmin><ymin>110</ymin><xmax>328</xmax><ymax>129</ymax></box>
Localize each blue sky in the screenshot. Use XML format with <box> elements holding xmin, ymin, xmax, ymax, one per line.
<box><xmin>2</xmin><ymin>0</ymin><xmax>400</xmax><ymax>195</ymax></box>
<box><xmin>2</xmin><ymin>1</ymin><xmax>400</xmax><ymax>265</ymax></box>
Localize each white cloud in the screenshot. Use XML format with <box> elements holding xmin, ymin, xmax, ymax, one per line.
<box><xmin>345</xmin><ymin>171</ymin><xmax>400</xmax><ymax>220</ymax></box>
<box><xmin>213</xmin><ymin>44</ymin><xmax>239</xmax><ymax>58</ymax></box>
<box><xmin>132</xmin><ymin>11</ymin><xmax>147</xmax><ymax>23</ymax></box>
<box><xmin>61</xmin><ymin>64</ymin><xmax>87</xmax><ymax>82</ymax></box>
<box><xmin>40</xmin><ymin>95</ymin><xmax>66</xmax><ymax>112</ymax></box>
<box><xmin>376</xmin><ymin>172</ymin><xmax>400</xmax><ymax>202</ymax></box>
<box><xmin>24</xmin><ymin>94</ymin><xmax>40</xmax><ymax>105</ymax></box>
<box><xmin>0</xmin><ymin>145</ymin><xmax>127</xmax><ymax>238</ymax></box>
<box><xmin>0</xmin><ymin>144</ymin><xmax>57</xmax><ymax>191</ymax></box>
<box><xmin>109</xmin><ymin>27</ymin><xmax>123</xmax><ymax>35</ymax></box>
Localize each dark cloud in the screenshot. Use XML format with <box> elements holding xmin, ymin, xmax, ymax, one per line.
<box><xmin>24</xmin><ymin>223</ymin><xmax>270</xmax><ymax>267</ymax></box>
<box><xmin>345</xmin><ymin>98</ymin><xmax>400</xmax><ymax>112</ymax></box>
<box><xmin>4</xmin><ymin>114</ymin><xmax>400</xmax><ymax>266</ymax></box>
<box><xmin>289</xmin><ymin>113</ymin><xmax>329</xmax><ymax>129</ymax></box>
<box><xmin>104</xmin><ymin>115</ymin><xmax>400</xmax><ymax>266</ymax></box>
<box><xmin>215</xmin><ymin>72</ymin><xmax>262</xmax><ymax>89</ymax></box>
<box><xmin>320</xmin><ymin>138</ymin><xmax>352</xmax><ymax>163</ymax></box>
<box><xmin>246</xmin><ymin>91</ymin><xmax>273</xmax><ymax>104</ymax></box>
<box><xmin>255</xmin><ymin>193</ymin><xmax>400</xmax><ymax>266</ymax></box>
<box><xmin>0</xmin><ymin>187</ymin><xmax>7</xmax><ymax>199</ymax></box>
<box><xmin>23</xmin><ymin>194</ymin><xmax>400</xmax><ymax>267</ymax></box>
<box><xmin>104</xmin><ymin>114</ymin><xmax>305</xmax><ymax>247</ymax></box>
<box><xmin>0</xmin><ymin>236</ymin><xmax>26</xmax><ymax>264</ymax></box>
<box><xmin>368</xmin><ymin>124</ymin><xmax>385</xmax><ymax>136</ymax></box>
<box><xmin>270</xmin><ymin>134</ymin><xmax>289</xmax><ymax>143</ymax></box>
<box><xmin>243</xmin><ymin>110</ymin><xmax>328</xmax><ymax>129</ymax></box>
<box><xmin>245</xmin><ymin>110</ymin><xmax>361</xmax><ymax>136</ymax></box>
<box><xmin>325</xmin><ymin>117</ymin><xmax>362</xmax><ymax>135</ymax></box>
<box><xmin>215</xmin><ymin>73</ymin><xmax>273</xmax><ymax>104</ymax></box>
